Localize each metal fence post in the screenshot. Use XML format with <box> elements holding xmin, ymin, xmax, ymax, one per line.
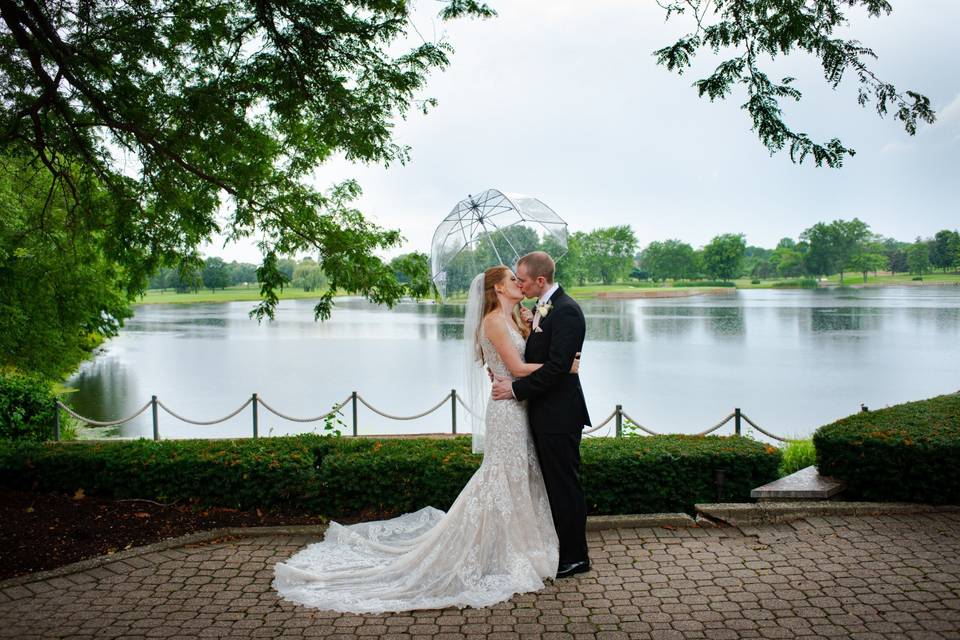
<box><xmin>451</xmin><ymin>389</ymin><xmax>457</xmax><ymax>434</ymax></box>
<box><xmin>152</xmin><ymin>395</ymin><xmax>159</xmax><ymax>441</ymax></box>
<box><xmin>54</xmin><ymin>400</ymin><xmax>61</xmax><ymax>442</ymax></box>
<box><xmin>352</xmin><ymin>391</ymin><xmax>358</xmax><ymax>436</ymax></box>
<box><xmin>252</xmin><ymin>393</ymin><xmax>259</xmax><ymax>438</ymax></box>
<box><xmin>734</xmin><ymin>407</ymin><xmax>741</xmax><ymax>436</ymax></box>
<box><xmin>615</xmin><ymin>404</ymin><xmax>623</xmax><ymax>437</ymax></box>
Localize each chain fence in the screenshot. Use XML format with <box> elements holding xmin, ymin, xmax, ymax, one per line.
<box><xmin>54</xmin><ymin>392</ymin><xmax>800</xmax><ymax>443</ymax></box>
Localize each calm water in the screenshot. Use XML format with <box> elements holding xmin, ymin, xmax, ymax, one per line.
<box><xmin>65</xmin><ymin>287</ymin><xmax>960</xmax><ymax>442</ymax></box>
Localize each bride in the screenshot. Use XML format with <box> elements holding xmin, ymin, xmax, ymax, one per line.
<box><xmin>272</xmin><ymin>265</ymin><xmax>578</xmax><ymax>613</ymax></box>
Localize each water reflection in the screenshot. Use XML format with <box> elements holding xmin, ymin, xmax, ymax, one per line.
<box><xmin>64</xmin><ymin>286</ymin><xmax>960</xmax><ymax>441</ymax></box>
<box><xmin>704</xmin><ymin>307</ymin><xmax>745</xmax><ymax>340</ymax></box>
<box><xmin>809</xmin><ymin>307</ymin><xmax>884</xmax><ymax>333</ymax></box>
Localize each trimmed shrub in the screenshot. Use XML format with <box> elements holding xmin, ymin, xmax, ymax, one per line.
<box><xmin>0</xmin><ymin>370</ymin><xmax>56</xmax><ymax>441</ymax></box>
<box><xmin>0</xmin><ymin>434</ymin><xmax>781</xmax><ymax>517</ymax></box>
<box><xmin>0</xmin><ymin>436</ymin><xmax>327</xmax><ymax>510</ymax></box>
<box><xmin>813</xmin><ymin>393</ymin><xmax>960</xmax><ymax>504</ymax></box>
<box><xmin>581</xmin><ymin>435</ymin><xmax>780</xmax><ymax>514</ymax></box>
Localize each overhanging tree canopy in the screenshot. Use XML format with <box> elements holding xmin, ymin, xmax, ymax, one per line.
<box><xmin>654</xmin><ymin>0</ymin><xmax>935</xmax><ymax>167</ymax></box>
<box><xmin>0</xmin><ymin>0</ymin><xmax>494</xmax><ymax>322</ymax></box>
<box><xmin>0</xmin><ymin>0</ymin><xmax>935</xmax><ymax>328</ymax></box>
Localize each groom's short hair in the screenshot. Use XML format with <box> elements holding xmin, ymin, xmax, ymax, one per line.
<box><xmin>517</xmin><ymin>251</ymin><xmax>555</xmax><ymax>283</ymax></box>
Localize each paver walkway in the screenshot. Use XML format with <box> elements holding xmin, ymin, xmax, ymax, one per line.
<box><xmin>1</xmin><ymin>513</ymin><xmax>958</xmax><ymax>639</ymax></box>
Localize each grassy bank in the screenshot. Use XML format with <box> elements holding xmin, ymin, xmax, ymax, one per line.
<box><xmin>138</xmin><ymin>285</ymin><xmax>332</xmax><ymax>305</ymax></box>
<box><xmin>137</xmin><ymin>272</ymin><xmax>960</xmax><ymax>306</ymax></box>
<box><xmin>819</xmin><ymin>271</ymin><xmax>960</xmax><ymax>286</ymax></box>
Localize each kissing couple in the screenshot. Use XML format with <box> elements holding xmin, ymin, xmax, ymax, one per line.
<box><xmin>273</xmin><ymin>251</ymin><xmax>593</xmax><ymax>614</ymax></box>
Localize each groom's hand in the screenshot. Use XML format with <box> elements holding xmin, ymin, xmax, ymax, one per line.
<box><xmin>491</xmin><ymin>375</ymin><xmax>514</xmax><ymax>400</ymax></box>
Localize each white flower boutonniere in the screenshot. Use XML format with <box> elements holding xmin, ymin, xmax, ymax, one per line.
<box><xmin>536</xmin><ymin>301</ymin><xmax>553</xmax><ymax>318</ymax></box>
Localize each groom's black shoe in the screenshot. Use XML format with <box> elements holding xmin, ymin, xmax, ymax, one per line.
<box><xmin>556</xmin><ymin>560</ymin><xmax>590</xmax><ymax>579</ymax></box>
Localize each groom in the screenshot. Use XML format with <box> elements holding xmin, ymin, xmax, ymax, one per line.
<box><xmin>492</xmin><ymin>251</ymin><xmax>592</xmax><ymax>579</ymax></box>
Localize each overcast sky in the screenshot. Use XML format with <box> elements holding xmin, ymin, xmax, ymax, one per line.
<box><xmin>202</xmin><ymin>0</ymin><xmax>960</xmax><ymax>263</ymax></box>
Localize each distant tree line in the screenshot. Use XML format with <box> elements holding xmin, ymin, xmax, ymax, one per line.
<box><xmin>154</xmin><ymin>221</ymin><xmax>958</xmax><ymax>300</ymax></box>
<box><xmin>150</xmin><ymin>253</ymin><xmax>434</xmax><ymax>298</ymax></box>
<box><xmin>638</xmin><ymin>222</ymin><xmax>960</xmax><ymax>284</ymax></box>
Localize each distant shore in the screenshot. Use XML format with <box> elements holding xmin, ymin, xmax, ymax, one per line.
<box><xmin>135</xmin><ymin>273</ymin><xmax>960</xmax><ymax>306</ymax></box>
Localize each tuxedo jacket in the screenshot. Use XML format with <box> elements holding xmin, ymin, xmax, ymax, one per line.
<box><xmin>512</xmin><ymin>286</ymin><xmax>591</xmax><ymax>434</ymax></box>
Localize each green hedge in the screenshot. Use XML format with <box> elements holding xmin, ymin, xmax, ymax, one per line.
<box><xmin>0</xmin><ymin>370</ymin><xmax>57</xmax><ymax>442</ymax></box>
<box><xmin>582</xmin><ymin>435</ymin><xmax>779</xmax><ymax>513</ymax></box>
<box><xmin>0</xmin><ymin>436</ymin><xmax>327</xmax><ymax>510</ymax></box>
<box><xmin>814</xmin><ymin>393</ymin><xmax>960</xmax><ymax>504</ymax></box>
<box><xmin>0</xmin><ymin>434</ymin><xmax>781</xmax><ymax>516</ymax></box>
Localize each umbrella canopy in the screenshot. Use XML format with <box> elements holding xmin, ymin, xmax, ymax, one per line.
<box><xmin>430</xmin><ymin>189</ymin><xmax>568</xmax><ymax>298</ymax></box>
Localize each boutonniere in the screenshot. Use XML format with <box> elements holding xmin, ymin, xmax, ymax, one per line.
<box><xmin>536</xmin><ymin>301</ymin><xmax>553</xmax><ymax>318</ymax></box>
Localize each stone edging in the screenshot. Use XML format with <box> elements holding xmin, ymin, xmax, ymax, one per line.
<box><xmin>695</xmin><ymin>501</ymin><xmax>960</xmax><ymax>527</ymax></box>
<box><xmin>4</xmin><ymin>502</ymin><xmax>958</xmax><ymax>593</ymax></box>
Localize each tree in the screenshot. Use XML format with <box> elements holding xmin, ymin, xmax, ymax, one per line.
<box><xmin>948</xmin><ymin>231</ymin><xmax>960</xmax><ymax>272</ymax></box>
<box><xmin>201</xmin><ymin>257</ymin><xmax>230</xmax><ymax>292</ymax></box>
<box><xmin>554</xmin><ymin>232</ymin><xmax>590</xmax><ymax>287</ymax></box>
<box><xmin>172</xmin><ymin>263</ymin><xmax>202</xmax><ymax>293</ymax></box>
<box><xmin>832</xmin><ymin>219</ymin><xmax>871</xmax><ymax>284</ymax></box>
<box><xmin>701</xmin><ymin>233</ymin><xmax>746</xmax><ymax>281</ymax></box>
<box><xmin>907</xmin><ymin>238</ymin><xmax>930</xmax><ymax>275</ymax></box>
<box><xmin>770</xmin><ymin>247</ymin><xmax>804</xmax><ymax>278</ymax></box>
<box><xmin>847</xmin><ymin>252</ymin><xmax>888</xmax><ymax>283</ymax></box>
<box><xmin>639</xmin><ymin>239</ymin><xmax>698</xmax><ymax>281</ymax></box>
<box><xmin>0</xmin><ymin>154</ymin><xmax>132</xmax><ymax>378</ymax></box>
<box><xmin>228</xmin><ymin>262</ymin><xmax>259</xmax><ymax>286</ymax></box>
<box><xmin>800</xmin><ymin>218</ymin><xmax>870</xmax><ymax>283</ymax></box>
<box><xmin>389</xmin><ymin>252</ymin><xmax>435</xmax><ymax>299</ymax></box>
<box><xmin>743</xmin><ymin>245</ymin><xmax>772</xmax><ymax>278</ymax></box>
<box><xmin>931</xmin><ymin>230</ymin><xmax>960</xmax><ymax>272</ymax></box>
<box><xmin>887</xmin><ymin>249</ymin><xmax>908</xmax><ymax>275</ymax></box>
<box><xmin>291</xmin><ymin>261</ymin><xmax>327</xmax><ymax>292</ymax></box>
<box><xmin>655</xmin><ymin>0</ymin><xmax>935</xmax><ymax>167</ymax></box>
<box><xmin>0</xmin><ymin>0</ymin><xmax>493</xmax><ymax>326</ymax></box>
<box><xmin>582</xmin><ymin>226</ymin><xmax>638</xmax><ymax>285</ymax></box>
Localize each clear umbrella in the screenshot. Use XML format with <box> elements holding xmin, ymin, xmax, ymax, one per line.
<box><xmin>430</xmin><ymin>189</ymin><xmax>568</xmax><ymax>298</ymax></box>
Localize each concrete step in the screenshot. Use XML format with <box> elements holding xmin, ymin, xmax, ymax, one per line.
<box><xmin>750</xmin><ymin>465</ymin><xmax>845</xmax><ymax>502</ymax></box>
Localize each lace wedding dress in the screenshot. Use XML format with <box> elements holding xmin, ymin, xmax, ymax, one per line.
<box><xmin>273</xmin><ymin>323</ymin><xmax>559</xmax><ymax>613</ymax></box>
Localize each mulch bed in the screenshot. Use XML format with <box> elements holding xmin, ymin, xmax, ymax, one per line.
<box><xmin>0</xmin><ymin>487</ymin><xmax>345</xmax><ymax>581</ymax></box>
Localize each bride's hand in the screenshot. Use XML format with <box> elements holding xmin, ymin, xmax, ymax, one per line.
<box><xmin>519</xmin><ymin>306</ymin><xmax>534</xmax><ymax>325</ymax></box>
<box><xmin>569</xmin><ymin>352</ymin><xmax>581</xmax><ymax>374</ymax></box>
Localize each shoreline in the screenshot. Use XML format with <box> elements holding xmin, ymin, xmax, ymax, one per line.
<box><xmin>133</xmin><ymin>279</ymin><xmax>960</xmax><ymax>306</ymax></box>
<box><xmin>593</xmin><ymin>287</ymin><xmax>734</xmax><ymax>299</ymax></box>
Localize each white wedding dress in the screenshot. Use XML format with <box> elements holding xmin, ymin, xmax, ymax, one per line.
<box><xmin>273</xmin><ymin>323</ymin><xmax>559</xmax><ymax>613</ymax></box>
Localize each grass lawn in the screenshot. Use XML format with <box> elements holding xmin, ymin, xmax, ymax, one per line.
<box><xmin>820</xmin><ymin>271</ymin><xmax>960</xmax><ymax>286</ymax></box>
<box><xmin>138</xmin><ymin>285</ymin><xmax>331</xmax><ymax>304</ymax></box>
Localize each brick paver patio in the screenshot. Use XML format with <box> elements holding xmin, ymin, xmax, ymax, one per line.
<box><xmin>1</xmin><ymin>513</ymin><xmax>958</xmax><ymax>639</ymax></box>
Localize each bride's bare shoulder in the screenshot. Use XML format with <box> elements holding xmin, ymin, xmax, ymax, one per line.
<box><xmin>481</xmin><ymin>312</ymin><xmax>506</xmax><ymax>336</ymax></box>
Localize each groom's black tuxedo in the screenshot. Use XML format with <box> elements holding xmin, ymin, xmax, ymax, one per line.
<box><xmin>511</xmin><ymin>286</ymin><xmax>591</xmax><ymax>566</ymax></box>
<box><xmin>512</xmin><ymin>287</ymin><xmax>591</xmax><ymax>432</ymax></box>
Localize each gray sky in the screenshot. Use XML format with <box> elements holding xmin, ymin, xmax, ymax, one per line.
<box><xmin>203</xmin><ymin>0</ymin><xmax>960</xmax><ymax>263</ymax></box>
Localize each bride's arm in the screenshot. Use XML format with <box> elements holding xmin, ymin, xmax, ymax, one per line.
<box><xmin>482</xmin><ymin>316</ymin><xmax>579</xmax><ymax>377</ymax></box>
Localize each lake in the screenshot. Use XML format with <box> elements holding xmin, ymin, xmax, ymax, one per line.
<box><xmin>64</xmin><ymin>286</ymin><xmax>960</xmax><ymax>443</ymax></box>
